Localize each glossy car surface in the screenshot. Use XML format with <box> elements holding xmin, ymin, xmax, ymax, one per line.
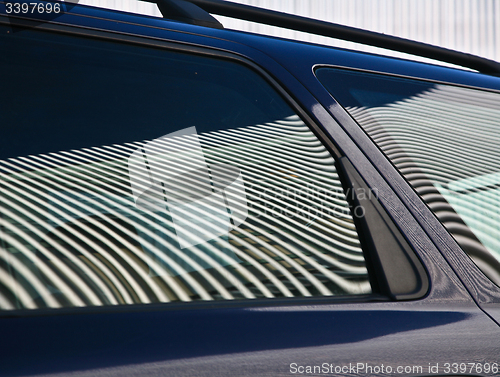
<box><xmin>1</xmin><ymin>1</ymin><xmax>500</xmax><ymax>376</ymax></box>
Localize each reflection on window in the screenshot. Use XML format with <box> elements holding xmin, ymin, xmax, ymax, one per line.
<box><xmin>0</xmin><ymin>116</ymin><xmax>371</xmax><ymax>309</ymax></box>
<box><xmin>316</xmin><ymin>68</ymin><xmax>500</xmax><ymax>285</ymax></box>
<box><xmin>0</xmin><ymin>27</ymin><xmax>371</xmax><ymax>310</ymax></box>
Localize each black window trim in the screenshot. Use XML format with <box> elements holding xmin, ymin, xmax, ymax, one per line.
<box><xmin>313</xmin><ymin>64</ymin><xmax>500</xmax><ymax>96</ymax></box>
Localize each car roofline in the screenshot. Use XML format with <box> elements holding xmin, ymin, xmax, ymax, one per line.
<box><xmin>139</xmin><ymin>0</ymin><xmax>500</xmax><ymax>76</ymax></box>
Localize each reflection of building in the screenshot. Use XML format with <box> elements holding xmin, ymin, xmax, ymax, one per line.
<box><xmin>0</xmin><ymin>115</ymin><xmax>371</xmax><ymax>309</ymax></box>
<box><xmin>344</xmin><ymin>83</ymin><xmax>500</xmax><ymax>285</ymax></box>
<box><xmin>80</xmin><ymin>0</ymin><xmax>500</xmax><ymax>65</ymax></box>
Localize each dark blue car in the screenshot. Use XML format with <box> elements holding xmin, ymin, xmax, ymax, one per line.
<box><xmin>1</xmin><ymin>1</ymin><xmax>500</xmax><ymax>376</ymax></box>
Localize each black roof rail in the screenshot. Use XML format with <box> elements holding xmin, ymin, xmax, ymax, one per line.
<box><xmin>175</xmin><ymin>0</ymin><xmax>500</xmax><ymax>76</ymax></box>
<box><xmin>140</xmin><ymin>0</ymin><xmax>223</xmax><ymax>29</ymax></box>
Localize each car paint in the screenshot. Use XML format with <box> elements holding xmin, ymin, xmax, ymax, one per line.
<box><xmin>1</xmin><ymin>2</ymin><xmax>500</xmax><ymax>376</ymax></box>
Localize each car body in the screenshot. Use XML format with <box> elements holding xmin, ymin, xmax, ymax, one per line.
<box><xmin>1</xmin><ymin>1</ymin><xmax>500</xmax><ymax>376</ymax></box>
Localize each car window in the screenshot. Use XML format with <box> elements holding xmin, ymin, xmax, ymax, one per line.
<box><xmin>316</xmin><ymin>68</ymin><xmax>500</xmax><ymax>286</ymax></box>
<box><xmin>0</xmin><ymin>27</ymin><xmax>372</xmax><ymax>310</ymax></box>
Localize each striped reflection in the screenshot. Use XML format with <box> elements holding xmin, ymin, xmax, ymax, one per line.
<box><xmin>345</xmin><ymin>85</ymin><xmax>500</xmax><ymax>282</ymax></box>
<box><xmin>38</xmin><ymin>149</ymin><xmax>266</xmax><ymax>299</ymax></box>
<box><xmin>0</xmin><ymin>115</ymin><xmax>371</xmax><ymax>310</ymax></box>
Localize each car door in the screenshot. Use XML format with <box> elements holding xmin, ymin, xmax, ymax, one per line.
<box><xmin>1</xmin><ymin>4</ymin><xmax>500</xmax><ymax>377</ymax></box>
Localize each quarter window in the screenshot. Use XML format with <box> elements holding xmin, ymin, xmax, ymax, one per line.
<box><xmin>316</xmin><ymin>68</ymin><xmax>500</xmax><ymax>286</ymax></box>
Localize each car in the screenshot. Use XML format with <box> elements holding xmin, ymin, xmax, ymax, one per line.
<box><xmin>1</xmin><ymin>0</ymin><xmax>500</xmax><ymax>376</ymax></box>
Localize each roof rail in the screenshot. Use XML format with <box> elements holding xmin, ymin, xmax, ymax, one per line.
<box><xmin>180</xmin><ymin>0</ymin><xmax>500</xmax><ymax>75</ymax></box>
<box><xmin>140</xmin><ymin>0</ymin><xmax>223</xmax><ymax>29</ymax></box>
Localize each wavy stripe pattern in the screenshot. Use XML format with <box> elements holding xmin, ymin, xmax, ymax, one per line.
<box><xmin>345</xmin><ymin>84</ymin><xmax>500</xmax><ymax>280</ymax></box>
<box><xmin>0</xmin><ymin>115</ymin><xmax>370</xmax><ymax>310</ymax></box>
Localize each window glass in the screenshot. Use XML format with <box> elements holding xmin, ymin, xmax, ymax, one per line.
<box><xmin>0</xmin><ymin>27</ymin><xmax>371</xmax><ymax>310</ymax></box>
<box><xmin>316</xmin><ymin>68</ymin><xmax>500</xmax><ymax>286</ymax></box>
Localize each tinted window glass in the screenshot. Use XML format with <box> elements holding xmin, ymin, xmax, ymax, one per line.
<box><xmin>317</xmin><ymin>68</ymin><xmax>500</xmax><ymax>286</ymax></box>
<box><xmin>0</xmin><ymin>26</ymin><xmax>291</xmax><ymax>159</ymax></box>
<box><xmin>0</xmin><ymin>28</ymin><xmax>371</xmax><ymax>310</ymax></box>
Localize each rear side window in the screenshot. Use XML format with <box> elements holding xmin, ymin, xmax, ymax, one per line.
<box><xmin>316</xmin><ymin>68</ymin><xmax>500</xmax><ymax>286</ymax></box>
<box><xmin>0</xmin><ymin>27</ymin><xmax>371</xmax><ymax>310</ymax></box>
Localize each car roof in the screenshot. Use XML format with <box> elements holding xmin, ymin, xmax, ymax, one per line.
<box><xmin>5</xmin><ymin>0</ymin><xmax>500</xmax><ymax>92</ymax></box>
<box><xmin>95</xmin><ymin>2</ymin><xmax>500</xmax><ymax>88</ymax></box>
